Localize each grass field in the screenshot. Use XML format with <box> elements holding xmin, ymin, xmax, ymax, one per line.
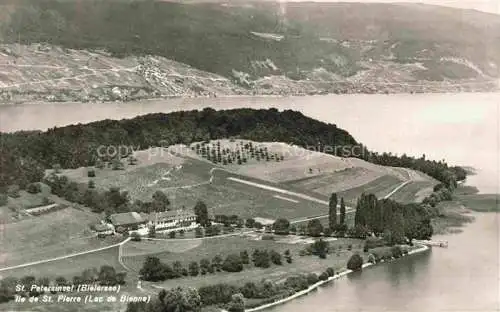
<box><xmin>388</xmin><ymin>181</ymin><xmax>436</xmax><ymax>203</ymax></box>
<box><xmin>1</xmin><ymin>245</ymin><xmax>122</xmax><ymax>279</ymax></box>
<box><xmin>125</xmin><ymin>235</ymin><xmax>364</xmax><ymax>290</ymax></box>
<box><xmin>0</xmin><ymin>207</ymin><xmax>120</xmax><ymax>267</ymax></box>
<box><xmin>121</xmin><ymin>239</ymin><xmax>203</xmax><ymax>258</ymax></box>
<box><xmin>335</xmin><ymin>175</ymin><xmax>405</xmax><ymax>205</ymax></box>
<box><xmin>162</xmin><ymin>170</ymin><xmax>329</xmax><ymax>220</ymax></box>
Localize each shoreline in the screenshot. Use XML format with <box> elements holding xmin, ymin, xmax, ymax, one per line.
<box><xmin>1</xmin><ymin>90</ymin><xmax>499</xmax><ymax>108</ymax></box>
<box><xmin>245</xmin><ymin>244</ymin><xmax>430</xmax><ymax>312</ymax></box>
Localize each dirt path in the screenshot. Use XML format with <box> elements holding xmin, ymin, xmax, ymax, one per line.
<box><xmin>0</xmin><ymin>237</ymin><xmax>131</xmax><ymax>273</ymax></box>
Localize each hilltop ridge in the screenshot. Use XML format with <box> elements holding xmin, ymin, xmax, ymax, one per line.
<box><xmin>0</xmin><ymin>0</ymin><xmax>498</xmax><ymax>103</ymax></box>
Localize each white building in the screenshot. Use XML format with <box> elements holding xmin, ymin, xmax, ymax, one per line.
<box><xmin>147</xmin><ymin>209</ymin><xmax>198</xmax><ymax>233</ymax></box>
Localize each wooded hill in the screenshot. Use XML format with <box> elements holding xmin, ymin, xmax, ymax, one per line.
<box><xmin>0</xmin><ymin>108</ymin><xmax>464</xmax><ymax>190</ymax></box>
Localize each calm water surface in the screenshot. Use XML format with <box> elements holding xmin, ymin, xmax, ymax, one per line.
<box><xmin>269</xmin><ymin>212</ymin><xmax>499</xmax><ymax>312</ymax></box>
<box><xmin>0</xmin><ymin>93</ymin><xmax>499</xmax><ymax>311</ymax></box>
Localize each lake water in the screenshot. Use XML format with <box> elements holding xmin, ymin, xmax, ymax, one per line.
<box><xmin>269</xmin><ymin>212</ymin><xmax>500</xmax><ymax>312</ymax></box>
<box><xmin>0</xmin><ymin>93</ymin><xmax>499</xmax><ymax>311</ymax></box>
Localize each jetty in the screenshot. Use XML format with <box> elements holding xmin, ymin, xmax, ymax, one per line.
<box><xmin>414</xmin><ymin>240</ymin><xmax>448</xmax><ymax>248</ymax></box>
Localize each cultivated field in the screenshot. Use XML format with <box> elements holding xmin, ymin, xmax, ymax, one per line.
<box><xmin>186</xmin><ymin>139</ymin><xmax>353</xmax><ymax>183</ymax></box>
<box><xmin>389</xmin><ymin>181</ymin><xmax>436</xmax><ymax>203</ymax></box>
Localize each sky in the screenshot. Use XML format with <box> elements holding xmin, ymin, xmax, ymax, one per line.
<box><xmin>281</xmin><ymin>0</ymin><xmax>499</xmax><ymax>15</ymax></box>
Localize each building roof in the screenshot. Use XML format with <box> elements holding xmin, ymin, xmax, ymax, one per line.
<box><xmin>109</xmin><ymin>212</ymin><xmax>145</xmax><ymax>226</ymax></box>
<box><xmin>149</xmin><ymin>210</ymin><xmax>196</xmax><ymax>222</ymax></box>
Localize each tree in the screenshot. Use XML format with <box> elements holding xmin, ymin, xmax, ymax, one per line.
<box><xmin>140</xmin><ymin>256</ymin><xmax>169</xmax><ymax>281</ymax></box>
<box><xmin>212</xmin><ymin>255</ymin><xmax>223</xmax><ymax>271</ymax></box>
<box><xmin>0</xmin><ymin>193</ymin><xmax>8</xmax><ymax>206</ymax></box>
<box><xmin>307</xmin><ymin>219</ymin><xmax>323</xmax><ymax>237</ymax></box>
<box><xmin>228</xmin><ymin>293</ymin><xmax>245</xmax><ymax>312</ymax></box>
<box><xmin>340</xmin><ymin>197</ymin><xmax>346</xmax><ymax>225</ymax></box>
<box><xmin>222</xmin><ymin>254</ymin><xmax>243</xmax><ymax>272</ymax></box>
<box><xmin>55</xmin><ymin>276</ymin><xmax>68</xmax><ymax>286</ymax></box>
<box><xmin>252</xmin><ymin>249</ymin><xmax>270</xmax><ymax>268</ymax></box>
<box><xmin>195</xmin><ymin>227</ymin><xmax>203</xmax><ymax>238</ymax></box>
<box><xmin>194</xmin><ymin>200</ymin><xmax>210</xmax><ymax>227</ymax></box>
<box><xmin>319</xmin><ymin>272</ymin><xmax>329</xmax><ymax>281</ymax></box>
<box><xmin>270</xmin><ymin>250</ymin><xmax>282</xmax><ymax>265</ymax></box>
<box><xmin>0</xmin><ymin>277</ymin><xmax>18</xmax><ymax>303</ymax></box>
<box><xmin>284</xmin><ymin>249</ymin><xmax>293</xmax><ymax>263</ymax></box>
<box><xmin>326</xmin><ymin>267</ymin><xmax>335</xmax><ymax>277</ymax></box>
<box><xmin>27</xmin><ymin>182</ymin><xmax>41</xmax><ymax>194</ymax></box>
<box><xmin>306</xmin><ymin>273</ymin><xmax>319</xmax><ymax>285</ymax></box>
<box><xmin>172</xmin><ymin>261</ymin><xmax>184</xmax><ymax>278</ymax></box>
<box><xmin>200</xmin><ymin>259</ymin><xmax>211</xmax><ymax>274</ymax></box>
<box><xmin>152</xmin><ymin>190</ymin><xmax>170</xmax><ymax>211</ymax></box>
<box><xmin>329</xmin><ymin>193</ymin><xmax>338</xmax><ymax>230</ymax></box>
<box><xmin>311</xmin><ymin>239</ymin><xmax>329</xmax><ymax>259</ymax></box>
<box><xmin>240</xmin><ymin>282</ymin><xmax>258</xmax><ymax>299</ymax></box>
<box><xmin>189</xmin><ymin>261</ymin><xmax>199</xmax><ymax>276</ymax></box>
<box><xmin>240</xmin><ymin>250</ymin><xmax>249</xmax><ymax>265</ymax></box>
<box><xmin>98</xmin><ymin>265</ymin><xmax>117</xmax><ymax>285</ymax></box>
<box><xmin>168</xmin><ymin>231</ymin><xmax>176</xmax><ymax>239</ymax></box>
<box><xmin>162</xmin><ymin>287</ymin><xmax>202</xmax><ymax>312</ymax></box>
<box><xmin>347</xmin><ymin>254</ymin><xmax>364</xmax><ymax>271</ymax></box>
<box><xmin>272</xmin><ymin>218</ymin><xmax>290</xmax><ymax>235</ymax></box>
<box><xmin>245</xmin><ymin>218</ymin><xmax>255</xmax><ymax>228</ymax></box>
<box><xmin>148</xmin><ymin>226</ymin><xmax>156</xmax><ymax>238</ymax></box>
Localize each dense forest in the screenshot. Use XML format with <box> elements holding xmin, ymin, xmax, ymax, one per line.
<box><xmin>354</xmin><ymin>193</ymin><xmax>434</xmax><ymax>244</ymax></box>
<box><xmin>0</xmin><ymin>108</ymin><xmax>465</xmax><ymax>191</ymax></box>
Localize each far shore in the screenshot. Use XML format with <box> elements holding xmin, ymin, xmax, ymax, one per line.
<box><xmin>245</xmin><ymin>244</ymin><xmax>430</xmax><ymax>312</ymax></box>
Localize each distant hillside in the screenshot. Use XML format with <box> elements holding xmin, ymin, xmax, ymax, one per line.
<box><xmin>0</xmin><ymin>0</ymin><xmax>498</xmax><ymax>101</ymax></box>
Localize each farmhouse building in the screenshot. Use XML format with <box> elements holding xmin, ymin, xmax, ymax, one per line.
<box><xmin>109</xmin><ymin>212</ymin><xmax>147</xmax><ymax>232</ymax></box>
<box><xmin>148</xmin><ymin>209</ymin><xmax>197</xmax><ymax>232</ymax></box>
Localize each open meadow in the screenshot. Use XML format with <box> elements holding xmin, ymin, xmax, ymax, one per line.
<box><xmin>123</xmin><ymin>235</ymin><xmax>364</xmax><ymax>290</ymax></box>
<box><xmin>0</xmin><ymin>207</ymin><xmax>120</xmax><ymax>267</ymax></box>
<box><xmin>0</xmin><ymin>245</ymin><xmax>122</xmax><ymax>279</ymax></box>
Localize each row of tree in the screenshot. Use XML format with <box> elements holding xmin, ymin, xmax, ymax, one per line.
<box><xmin>354</xmin><ymin>193</ymin><xmax>433</xmax><ymax>244</ymax></box>
<box><xmin>126</xmin><ymin>268</ymin><xmax>337</xmax><ymax>312</ymax></box>
<box><xmin>140</xmin><ymin>249</ymin><xmax>293</xmax><ymax>282</ymax></box>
